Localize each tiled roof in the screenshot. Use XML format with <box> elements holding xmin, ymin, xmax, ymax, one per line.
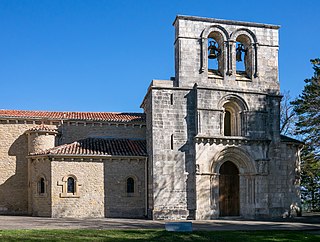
<box><xmin>31</xmin><ymin>138</ymin><xmax>147</xmax><ymax>157</ymax></box>
<box><xmin>280</xmin><ymin>135</ymin><xmax>304</xmax><ymax>144</ymax></box>
<box><xmin>0</xmin><ymin>110</ymin><xmax>145</xmax><ymax>123</ymax></box>
<box><xmin>27</xmin><ymin>124</ymin><xmax>58</xmax><ymax>133</ymax></box>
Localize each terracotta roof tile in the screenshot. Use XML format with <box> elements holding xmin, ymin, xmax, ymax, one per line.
<box><xmin>0</xmin><ymin>109</ymin><xmax>145</xmax><ymax>123</ymax></box>
<box><xmin>31</xmin><ymin>138</ymin><xmax>147</xmax><ymax>157</ymax></box>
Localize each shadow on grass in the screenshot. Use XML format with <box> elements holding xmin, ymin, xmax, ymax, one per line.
<box><xmin>0</xmin><ymin>230</ymin><xmax>319</xmax><ymax>241</ymax></box>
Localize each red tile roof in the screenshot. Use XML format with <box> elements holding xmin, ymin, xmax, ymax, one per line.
<box><xmin>31</xmin><ymin>138</ymin><xmax>147</xmax><ymax>157</ymax></box>
<box><xmin>0</xmin><ymin>110</ymin><xmax>145</xmax><ymax>123</ymax></box>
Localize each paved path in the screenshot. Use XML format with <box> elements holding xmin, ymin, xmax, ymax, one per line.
<box><xmin>0</xmin><ymin>215</ymin><xmax>319</xmax><ymax>231</ymax></box>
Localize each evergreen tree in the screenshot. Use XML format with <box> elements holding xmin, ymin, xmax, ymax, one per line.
<box><xmin>292</xmin><ymin>59</ymin><xmax>320</xmax><ymax>211</ymax></box>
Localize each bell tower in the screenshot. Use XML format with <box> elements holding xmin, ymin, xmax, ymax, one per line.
<box><xmin>143</xmin><ymin>15</ymin><xmax>301</xmax><ymax>220</ymax></box>
<box><xmin>173</xmin><ymin>15</ymin><xmax>280</xmax><ymax>95</ymax></box>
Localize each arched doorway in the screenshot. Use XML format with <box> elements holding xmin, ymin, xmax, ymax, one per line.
<box><xmin>219</xmin><ymin>161</ymin><xmax>239</xmax><ymax>216</ymax></box>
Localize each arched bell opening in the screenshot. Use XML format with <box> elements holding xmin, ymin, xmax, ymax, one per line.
<box><xmin>235</xmin><ymin>34</ymin><xmax>252</xmax><ymax>78</ymax></box>
<box><xmin>207</xmin><ymin>31</ymin><xmax>224</xmax><ymax>76</ymax></box>
<box><xmin>219</xmin><ymin>161</ymin><xmax>240</xmax><ymax>216</ymax></box>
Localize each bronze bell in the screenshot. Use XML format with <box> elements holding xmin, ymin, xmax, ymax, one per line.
<box><xmin>236</xmin><ymin>43</ymin><xmax>245</xmax><ymax>62</ymax></box>
<box><xmin>208</xmin><ymin>41</ymin><xmax>219</xmax><ymax>59</ymax></box>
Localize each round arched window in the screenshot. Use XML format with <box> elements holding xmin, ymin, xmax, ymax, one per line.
<box><xmin>126</xmin><ymin>177</ymin><xmax>134</xmax><ymax>193</ymax></box>
<box><xmin>67</xmin><ymin>177</ymin><xmax>75</xmax><ymax>194</ymax></box>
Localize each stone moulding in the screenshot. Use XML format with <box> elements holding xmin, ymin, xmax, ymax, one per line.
<box><xmin>195</xmin><ymin>136</ymin><xmax>271</xmax><ymax>146</ymax></box>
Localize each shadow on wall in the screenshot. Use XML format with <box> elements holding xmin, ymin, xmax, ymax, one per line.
<box><xmin>181</xmin><ymin>89</ymin><xmax>197</xmax><ymax>219</ymax></box>
<box><xmin>0</xmin><ymin>134</ymin><xmax>29</xmax><ymax>215</ymax></box>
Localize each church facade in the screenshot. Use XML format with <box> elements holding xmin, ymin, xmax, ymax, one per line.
<box><xmin>0</xmin><ymin>15</ymin><xmax>301</xmax><ymax>219</ymax></box>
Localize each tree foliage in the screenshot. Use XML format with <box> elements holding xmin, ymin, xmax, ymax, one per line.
<box><xmin>292</xmin><ymin>59</ymin><xmax>320</xmax><ymax>210</ymax></box>
<box><xmin>292</xmin><ymin>59</ymin><xmax>320</xmax><ymax>155</ymax></box>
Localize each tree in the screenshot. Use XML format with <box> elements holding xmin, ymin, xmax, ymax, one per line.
<box><xmin>280</xmin><ymin>91</ymin><xmax>297</xmax><ymax>137</ymax></box>
<box><xmin>292</xmin><ymin>58</ymin><xmax>320</xmax><ymax>211</ymax></box>
<box><xmin>300</xmin><ymin>146</ymin><xmax>320</xmax><ymax>210</ymax></box>
<box><xmin>292</xmin><ymin>59</ymin><xmax>320</xmax><ymax>156</ymax></box>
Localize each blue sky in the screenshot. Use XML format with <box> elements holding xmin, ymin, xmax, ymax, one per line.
<box><xmin>0</xmin><ymin>0</ymin><xmax>319</xmax><ymax>112</ymax></box>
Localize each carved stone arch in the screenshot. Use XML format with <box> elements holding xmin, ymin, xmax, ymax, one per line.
<box><xmin>218</xmin><ymin>94</ymin><xmax>249</xmax><ymax>136</ymax></box>
<box><xmin>230</xmin><ymin>28</ymin><xmax>257</xmax><ymax>43</ymax></box>
<box><xmin>211</xmin><ymin>147</ymin><xmax>256</xmax><ymax>175</ymax></box>
<box><xmin>218</xmin><ymin>94</ymin><xmax>249</xmax><ymax>111</ymax></box>
<box><xmin>36</xmin><ymin>173</ymin><xmax>47</xmax><ymax>181</ymax></box>
<box><xmin>201</xmin><ymin>25</ymin><xmax>229</xmax><ymax>40</ymax></box>
<box><xmin>230</xmin><ymin>28</ymin><xmax>259</xmax><ymax>78</ymax></box>
<box><xmin>62</xmin><ymin>174</ymin><xmax>78</xmax><ymax>182</ymax></box>
<box><xmin>211</xmin><ymin>147</ymin><xmax>257</xmax><ymax>216</ymax></box>
<box><xmin>200</xmin><ymin>25</ymin><xmax>230</xmax><ymax>75</ymax></box>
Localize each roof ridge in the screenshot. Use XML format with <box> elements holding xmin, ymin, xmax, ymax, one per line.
<box><xmin>0</xmin><ymin>109</ymin><xmax>145</xmax><ymax>122</ymax></box>
<box><xmin>0</xmin><ymin>109</ymin><xmax>144</xmax><ymax>114</ymax></box>
<box><xmin>30</xmin><ymin>137</ymin><xmax>147</xmax><ymax>157</ymax></box>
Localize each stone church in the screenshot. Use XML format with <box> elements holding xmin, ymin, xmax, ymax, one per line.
<box><xmin>0</xmin><ymin>15</ymin><xmax>302</xmax><ymax>219</ymax></box>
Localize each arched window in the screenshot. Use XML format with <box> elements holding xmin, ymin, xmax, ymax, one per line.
<box><xmin>67</xmin><ymin>177</ymin><xmax>75</xmax><ymax>194</ymax></box>
<box><xmin>38</xmin><ymin>177</ymin><xmax>45</xmax><ymax>194</ymax></box>
<box><xmin>127</xmin><ymin>177</ymin><xmax>134</xmax><ymax>193</ymax></box>
<box><xmin>220</xmin><ymin>95</ymin><xmax>248</xmax><ymax>137</ymax></box>
<box><xmin>224</xmin><ymin>110</ymin><xmax>231</xmax><ymax>136</ymax></box>
<box><xmin>59</xmin><ymin>175</ymin><xmax>81</xmax><ymax>198</ymax></box>
<box><xmin>223</xmin><ymin>102</ymin><xmax>241</xmax><ymax>136</ymax></box>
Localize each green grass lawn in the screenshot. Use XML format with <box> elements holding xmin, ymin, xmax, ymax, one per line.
<box><xmin>0</xmin><ymin>230</ymin><xmax>319</xmax><ymax>242</ymax></box>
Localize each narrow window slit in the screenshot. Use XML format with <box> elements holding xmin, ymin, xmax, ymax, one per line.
<box><xmin>170</xmin><ymin>93</ymin><xmax>173</xmax><ymax>105</ymax></box>
<box><xmin>38</xmin><ymin>178</ymin><xmax>45</xmax><ymax>194</ymax></box>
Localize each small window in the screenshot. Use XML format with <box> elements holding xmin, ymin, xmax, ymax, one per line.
<box><xmin>38</xmin><ymin>177</ymin><xmax>45</xmax><ymax>194</ymax></box>
<box><xmin>67</xmin><ymin>177</ymin><xmax>75</xmax><ymax>194</ymax></box>
<box><xmin>127</xmin><ymin>177</ymin><xmax>134</xmax><ymax>193</ymax></box>
<box><xmin>170</xmin><ymin>134</ymin><xmax>174</xmax><ymax>150</ymax></box>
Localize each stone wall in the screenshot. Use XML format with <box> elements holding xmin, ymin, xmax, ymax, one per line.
<box><xmin>104</xmin><ymin>158</ymin><xmax>146</xmax><ymax>218</ymax></box>
<box><xmin>51</xmin><ymin>159</ymin><xmax>105</xmax><ymax>218</ymax></box>
<box><xmin>0</xmin><ymin>118</ymin><xmax>145</xmax><ymax>215</ymax></box>
<box><xmin>29</xmin><ymin>158</ymin><xmax>52</xmax><ymax>216</ymax></box>
<box><xmin>0</xmin><ymin>121</ymin><xmax>35</xmax><ymax>214</ymax></box>
<box><xmin>143</xmin><ymin>82</ymin><xmax>196</xmax><ymax>219</ymax></box>
<box><xmin>267</xmin><ymin>142</ymin><xmax>301</xmax><ymax>217</ymax></box>
<box><xmin>29</xmin><ymin>156</ymin><xmax>146</xmax><ymax>219</ymax></box>
<box><xmin>195</xmin><ymin>87</ymin><xmax>270</xmax><ymax>139</ymax></box>
<box><xmin>27</xmin><ymin>130</ymin><xmax>57</xmax><ymax>154</ymax></box>
<box><xmin>58</xmin><ymin>122</ymin><xmax>145</xmax><ymax>145</ymax></box>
